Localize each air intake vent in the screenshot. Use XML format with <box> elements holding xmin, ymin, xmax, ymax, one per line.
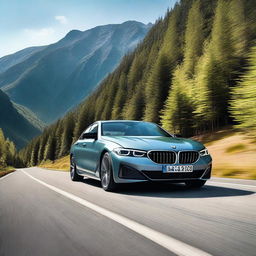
<box><xmin>148</xmin><ymin>151</ymin><xmax>176</xmax><ymax>164</ymax></box>
<box><xmin>179</xmin><ymin>151</ymin><xmax>199</xmax><ymax>164</ymax></box>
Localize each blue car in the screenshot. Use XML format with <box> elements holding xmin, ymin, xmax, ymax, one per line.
<box><xmin>70</xmin><ymin>120</ymin><xmax>212</xmax><ymax>191</ymax></box>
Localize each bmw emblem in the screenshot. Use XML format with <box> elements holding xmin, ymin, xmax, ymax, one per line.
<box><xmin>171</xmin><ymin>145</ymin><xmax>176</xmax><ymax>149</ymax></box>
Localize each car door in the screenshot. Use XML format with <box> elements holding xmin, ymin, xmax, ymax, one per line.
<box><xmin>74</xmin><ymin>125</ymin><xmax>92</xmax><ymax>173</ymax></box>
<box><xmin>75</xmin><ymin>123</ymin><xmax>99</xmax><ymax>175</ymax></box>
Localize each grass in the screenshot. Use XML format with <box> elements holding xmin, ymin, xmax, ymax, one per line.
<box><xmin>225</xmin><ymin>143</ymin><xmax>247</xmax><ymax>153</ymax></box>
<box><xmin>38</xmin><ymin>128</ymin><xmax>256</xmax><ymax>180</ymax></box>
<box><xmin>0</xmin><ymin>166</ymin><xmax>15</xmax><ymax>178</ymax></box>
<box><xmin>195</xmin><ymin>127</ymin><xmax>256</xmax><ymax>180</ymax></box>
<box><xmin>39</xmin><ymin>155</ymin><xmax>70</xmax><ymax>171</ymax></box>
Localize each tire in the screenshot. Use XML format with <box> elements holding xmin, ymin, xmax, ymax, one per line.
<box><xmin>70</xmin><ymin>156</ymin><xmax>83</xmax><ymax>182</ymax></box>
<box><xmin>185</xmin><ymin>180</ymin><xmax>206</xmax><ymax>188</ymax></box>
<box><xmin>100</xmin><ymin>152</ymin><xmax>117</xmax><ymax>191</ymax></box>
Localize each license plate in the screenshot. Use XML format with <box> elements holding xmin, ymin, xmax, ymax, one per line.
<box><xmin>164</xmin><ymin>165</ymin><xmax>193</xmax><ymax>173</ymax></box>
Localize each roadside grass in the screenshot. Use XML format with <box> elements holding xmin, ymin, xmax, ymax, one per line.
<box><xmin>38</xmin><ymin>128</ymin><xmax>256</xmax><ymax>180</ymax></box>
<box><xmin>194</xmin><ymin>127</ymin><xmax>256</xmax><ymax>180</ymax></box>
<box><xmin>39</xmin><ymin>155</ymin><xmax>70</xmax><ymax>171</ymax></box>
<box><xmin>0</xmin><ymin>166</ymin><xmax>15</xmax><ymax>178</ymax></box>
<box><xmin>225</xmin><ymin>143</ymin><xmax>247</xmax><ymax>153</ymax></box>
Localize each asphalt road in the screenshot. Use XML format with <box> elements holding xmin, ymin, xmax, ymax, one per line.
<box><xmin>0</xmin><ymin>168</ymin><xmax>255</xmax><ymax>256</ymax></box>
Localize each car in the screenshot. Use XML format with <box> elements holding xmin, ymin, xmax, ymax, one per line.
<box><xmin>70</xmin><ymin>120</ymin><xmax>212</xmax><ymax>191</ymax></box>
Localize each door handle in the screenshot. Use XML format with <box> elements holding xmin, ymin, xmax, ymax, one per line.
<box><xmin>82</xmin><ymin>143</ymin><xmax>87</xmax><ymax>147</ymax></box>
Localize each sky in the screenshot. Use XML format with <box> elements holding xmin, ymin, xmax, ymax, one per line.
<box><xmin>0</xmin><ymin>0</ymin><xmax>177</xmax><ymax>57</ymax></box>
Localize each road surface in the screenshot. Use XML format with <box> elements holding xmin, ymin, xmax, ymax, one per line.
<box><xmin>0</xmin><ymin>168</ymin><xmax>255</xmax><ymax>256</ymax></box>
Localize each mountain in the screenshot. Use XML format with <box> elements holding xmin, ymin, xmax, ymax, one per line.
<box><xmin>19</xmin><ymin>0</ymin><xmax>256</xmax><ymax>166</ymax></box>
<box><xmin>0</xmin><ymin>21</ymin><xmax>151</xmax><ymax>123</ymax></box>
<box><xmin>0</xmin><ymin>89</ymin><xmax>41</xmax><ymax>149</ymax></box>
<box><xmin>0</xmin><ymin>46</ymin><xmax>45</xmax><ymax>74</ymax></box>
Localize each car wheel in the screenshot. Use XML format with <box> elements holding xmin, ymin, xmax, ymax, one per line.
<box><xmin>100</xmin><ymin>152</ymin><xmax>117</xmax><ymax>191</ymax></box>
<box><xmin>185</xmin><ymin>180</ymin><xmax>206</xmax><ymax>188</ymax></box>
<box><xmin>70</xmin><ymin>156</ymin><xmax>83</xmax><ymax>181</ymax></box>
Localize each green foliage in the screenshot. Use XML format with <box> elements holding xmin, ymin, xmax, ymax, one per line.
<box><xmin>161</xmin><ymin>67</ymin><xmax>194</xmax><ymax>136</ymax></box>
<box><xmin>44</xmin><ymin>134</ymin><xmax>56</xmax><ymax>161</ymax></box>
<box><xmin>0</xmin><ymin>128</ymin><xmax>19</xmax><ymax>169</ymax></box>
<box><xmin>59</xmin><ymin>114</ymin><xmax>75</xmax><ymax>157</ymax></box>
<box><xmin>123</xmin><ymin>82</ymin><xmax>145</xmax><ymax>120</ymax></box>
<box><xmin>183</xmin><ymin>0</ymin><xmax>204</xmax><ymax>76</ymax></box>
<box><xmin>231</xmin><ymin>46</ymin><xmax>256</xmax><ymax>137</ymax></box>
<box><xmin>144</xmin><ymin>10</ymin><xmax>181</xmax><ymax>123</ymax></box>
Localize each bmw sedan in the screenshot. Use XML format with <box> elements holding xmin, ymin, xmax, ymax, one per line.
<box><xmin>70</xmin><ymin>120</ymin><xmax>212</xmax><ymax>191</ymax></box>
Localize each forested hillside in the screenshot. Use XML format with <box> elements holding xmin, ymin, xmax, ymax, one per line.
<box><xmin>0</xmin><ymin>90</ymin><xmax>41</xmax><ymax>149</ymax></box>
<box><xmin>20</xmin><ymin>0</ymin><xmax>256</xmax><ymax>166</ymax></box>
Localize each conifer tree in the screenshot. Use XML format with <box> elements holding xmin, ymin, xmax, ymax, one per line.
<box><xmin>123</xmin><ymin>82</ymin><xmax>145</xmax><ymax>120</ymax></box>
<box><xmin>60</xmin><ymin>114</ymin><xmax>75</xmax><ymax>157</ymax></box>
<box><xmin>37</xmin><ymin>132</ymin><xmax>49</xmax><ymax>163</ymax></box>
<box><xmin>111</xmin><ymin>73</ymin><xmax>127</xmax><ymax>119</ymax></box>
<box><xmin>29</xmin><ymin>140</ymin><xmax>40</xmax><ymax>166</ymax></box>
<box><xmin>44</xmin><ymin>135</ymin><xmax>55</xmax><ymax>161</ymax></box>
<box><xmin>144</xmin><ymin>52</ymin><xmax>173</xmax><ymax>123</ymax></box>
<box><xmin>161</xmin><ymin>66</ymin><xmax>194</xmax><ymax>136</ymax></box>
<box><xmin>144</xmin><ymin>9</ymin><xmax>181</xmax><ymax>123</ymax></box>
<box><xmin>183</xmin><ymin>0</ymin><xmax>204</xmax><ymax>76</ymax></box>
<box><xmin>231</xmin><ymin>46</ymin><xmax>256</xmax><ymax>136</ymax></box>
<box><xmin>229</xmin><ymin>0</ymin><xmax>248</xmax><ymax>60</ymax></box>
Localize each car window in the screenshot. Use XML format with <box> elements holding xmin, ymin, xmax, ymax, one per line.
<box><xmin>79</xmin><ymin>125</ymin><xmax>92</xmax><ymax>139</ymax></box>
<box><xmin>101</xmin><ymin>122</ymin><xmax>171</xmax><ymax>137</ymax></box>
<box><xmin>89</xmin><ymin>124</ymin><xmax>98</xmax><ymax>134</ymax></box>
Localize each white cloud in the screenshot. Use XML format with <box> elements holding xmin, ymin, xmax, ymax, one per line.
<box><xmin>55</xmin><ymin>15</ymin><xmax>68</xmax><ymax>25</ymax></box>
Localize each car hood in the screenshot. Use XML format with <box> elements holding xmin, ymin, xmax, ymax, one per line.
<box><xmin>102</xmin><ymin>136</ymin><xmax>204</xmax><ymax>151</ymax></box>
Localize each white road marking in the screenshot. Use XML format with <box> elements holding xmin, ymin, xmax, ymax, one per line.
<box><xmin>22</xmin><ymin>170</ymin><xmax>212</xmax><ymax>256</ymax></box>
<box><xmin>0</xmin><ymin>172</ymin><xmax>14</xmax><ymax>180</ymax></box>
<box><xmin>208</xmin><ymin>181</ymin><xmax>256</xmax><ymax>189</ymax></box>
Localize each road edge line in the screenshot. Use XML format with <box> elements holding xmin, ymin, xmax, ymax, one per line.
<box><xmin>0</xmin><ymin>171</ymin><xmax>14</xmax><ymax>181</ymax></box>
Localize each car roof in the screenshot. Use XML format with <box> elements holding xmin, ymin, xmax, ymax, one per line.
<box><xmin>100</xmin><ymin>120</ymin><xmax>148</xmax><ymax>123</ymax></box>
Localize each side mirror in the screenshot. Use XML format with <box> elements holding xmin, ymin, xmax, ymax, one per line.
<box><xmin>82</xmin><ymin>132</ymin><xmax>97</xmax><ymax>140</ymax></box>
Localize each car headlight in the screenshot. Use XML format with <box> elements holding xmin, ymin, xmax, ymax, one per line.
<box><xmin>200</xmin><ymin>148</ymin><xmax>209</xmax><ymax>156</ymax></box>
<box><xmin>113</xmin><ymin>148</ymin><xmax>147</xmax><ymax>157</ymax></box>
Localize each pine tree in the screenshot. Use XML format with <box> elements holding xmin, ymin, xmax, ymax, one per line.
<box><xmin>229</xmin><ymin>0</ymin><xmax>248</xmax><ymax>59</ymax></box>
<box><xmin>161</xmin><ymin>66</ymin><xmax>194</xmax><ymax>136</ymax></box>
<box><xmin>59</xmin><ymin>114</ymin><xmax>75</xmax><ymax>157</ymax></box>
<box><xmin>29</xmin><ymin>140</ymin><xmax>40</xmax><ymax>166</ymax></box>
<box><xmin>144</xmin><ymin>52</ymin><xmax>173</xmax><ymax>123</ymax></box>
<box><xmin>44</xmin><ymin>135</ymin><xmax>55</xmax><ymax>161</ymax></box>
<box><xmin>183</xmin><ymin>0</ymin><xmax>204</xmax><ymax>76</ymax></box>
<box><xmin>144</xmin><ymin>9</ymin><xmax>181</xmax><ymax>123</ymax></box>
<box><xmin>111</xmin><ymin>73</ymin><xmax>127</xmax><ymax>119</ymax></box>
<box><xmin>123</xmin><ymin>82</ymin><xmax>145</xmax><ymax>120</ymax></box>
<box><xmin>37</xmin><ymin>132</ymin><xmax>49</xmax><ymax>163</ymax></box>
<box><xmin>0</xmin><ymin>129</ymin><xmax>7</xmax><ymax>168</ymax></box>
<box><xmin>231</xmin><ymin>46</ymin><xmax>256</xmax><ymax>136</ymax></box>
<box><xmin>73</xmin><ymin>104</ymin><xmax>92</xmax><ymax>141</ymax></box>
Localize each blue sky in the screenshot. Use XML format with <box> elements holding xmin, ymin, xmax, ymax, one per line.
<box><xmin>0</xmin><ymin>0</ymin><xmax>177</xmax><ymax>57</ymax></box>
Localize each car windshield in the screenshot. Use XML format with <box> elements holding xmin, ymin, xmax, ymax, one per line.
<box><xmin>101</xmin><ymin>122</ymin><xmax>171</xmax><ymax>137</ymax></box>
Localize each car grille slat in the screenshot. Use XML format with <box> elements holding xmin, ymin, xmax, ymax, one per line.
<box><xmin>148</xmin><ymin>151</ymin><xmax>199</xmax><ymax>164</ymax></box>
<box><xmin>179</xmin><ymin>151</ymin><xmax>199</xmax><ymax>164</ymax></box>
<box><xmin>148</xmin><ymin>151</ymin><xmax>176</xmax><ymax>164</ymax></box>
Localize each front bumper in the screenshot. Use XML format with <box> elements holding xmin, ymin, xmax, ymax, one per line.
<box><xmin>110</xmin><ymin>152</ymin><xmax>212</xmax><ymax>183</ymax></box>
